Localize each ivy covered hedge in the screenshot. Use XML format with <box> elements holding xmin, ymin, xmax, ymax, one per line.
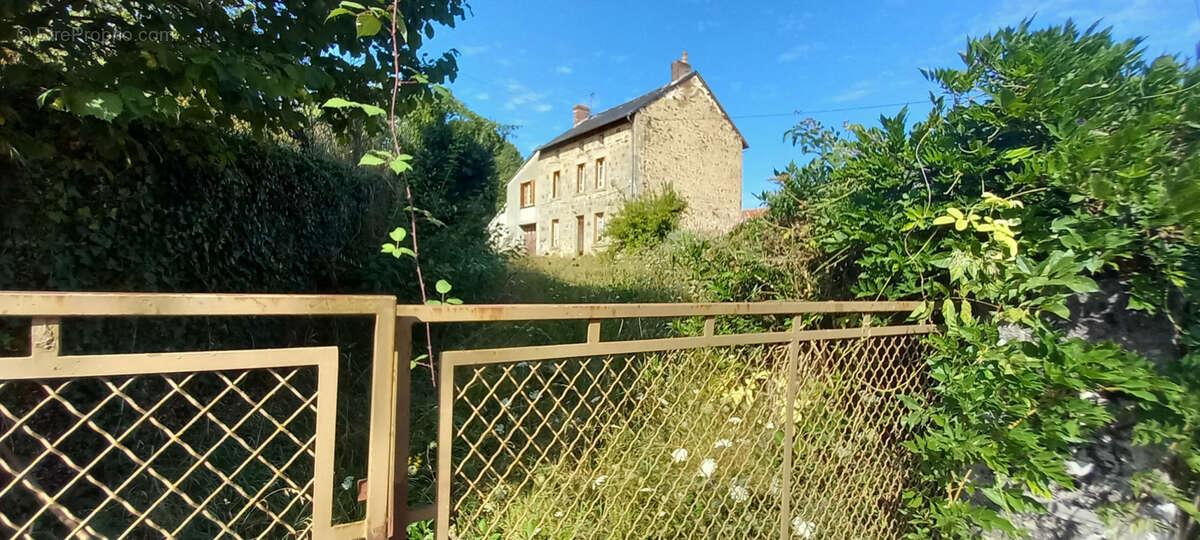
<box><xmin>755</xmin><ymin>21</ymin><xmax>1200</xmax><ymax>537</ymax></box>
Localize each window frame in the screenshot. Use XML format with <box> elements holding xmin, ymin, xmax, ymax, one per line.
<box><xmin>593</xmin><ymin>212</ymin><xmax>605</xmax><ymax>243</ymax></box>
<box><xmin>594</xmin><ymin>158</ymin><xmax>606</xmax><ymax>189</ymax></box>
<box><xmin>519</xmin><ymin>180</ymin><xmax>535</xmax><ymax>208</ymax></box>
<box><xmin>551</xmin><ymin>171</ymin><xmax>560</xmax><ymax>198</ymax></box>
<box><xmin>550</xmin><ymin>218</ymin><xmax>560</xmax><ymax>247</ymax></box>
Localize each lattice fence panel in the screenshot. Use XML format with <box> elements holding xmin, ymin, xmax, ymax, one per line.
<box><xmin>444</xmin><ymin>334</ymin><xmax>929</xmax><ymax>539</ymax></box>
<box><xmin>0</xmin><ymin>368</ymin><xmax>318</xmax><ymax>539</ymax></box>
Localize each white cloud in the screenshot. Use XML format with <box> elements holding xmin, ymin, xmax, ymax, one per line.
<box><xmin>556</xmin><ymin>65</ymin><xmax>573</xmax><ymax>74</ymax></box>
<box><xmin>776</xmin><ymin>44</ymin><xmax>811</xmax><ymax>63</ymax></box>
<box><xmin>475</xmin><ymin>92</ymin><xmax>490</xmax><ymax>101</ymax></box>
<box><xmin>534</xmin><ymin>104</ymin><xmax>553</xmax><ymax>112</ymax></box>
<box><xmin>458</xmin><ymin>45</ymin><xmax>489</xmax><ymax>56</ymax></box>
<box><xmin>500</xmin><ymin>78</ymin><xmax>551</xmax><ymax>111</ymax></box>
<box><xmin>829</xmin><ymin>80</ymin><xmax>874</xmax><ymax>103</ymax></box>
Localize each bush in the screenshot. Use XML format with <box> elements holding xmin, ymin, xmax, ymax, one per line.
<box><xmin>603</xmin><ymin>187</ymin><xmax>687</xmax><ymax>252</ymax></box>
<box><xmin>753</xmin><ymin>21</ymin><xmax>1200</xmax><ymax>538</ymax></box>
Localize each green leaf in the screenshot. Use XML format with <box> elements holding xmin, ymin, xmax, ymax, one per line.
<box><xmin>435</xmin><ymin>279</ymin><xmax>452</xmax><ymax>294</ymax></box>
<box><xmin>389</xmin><ymin>154</ymin><xmax>414</xmax><ymax>175</ymax></box>
<box><xmin>70</xmin><ymin>91</ymin><xmax>124</xmax><ymax>121</ymax></box>
<box><xmin>1002</xmin><ymin>146</ymin><xmax>1035</xmax><ymax>162</ymax></box>
<box><xmin>425</xmin><ymin>299</ymin><xmax>442</xmax><ymax>305</ymax></box>
<box><xmin>356</xmin><ymin>13</ymin><xmax>382</xmax><ymax>37</ymax></box>
<box><xmin>36</xmin><ymin>88</ymin><xmax>59</xmax><ymax>108</ymax></box>
<box><xmin>446</xmin><ymin>297</ymin><xmax>464</xmax><ymax>305</ymax></box>
<box><xmin>907</xmin><ymin>301</ymin><xmax>929</xmax><ymax>321</ymax></box>
<box><xmin>1061</xmin><ymin>275</ymin><xmax>1099</xmax><ymax>294</ymax></box>
<box><xmin>322</xmin><ymin>97</ymin><xmax>386</xmax><ymax>117</ymax></box>
<box><xmin>389</xmin><ymin>227</ymin><xmax>407</xmax><ymax>242</ymax></box>
<box><xmin>1043</xmin><ymin>301</ymin><xmax>1071</xmax><ymax>320</ymax></box>
<box><xmin>931</xmin><ymin>215</ymin><xmax>956</xmax><ymax>226</ymax></box>
<box><xmin>339</xmin><ymin>1</ymin><xmax>366</xmax><ymax>9</ymax></box>
<box><xmin>359</xmin><ymin>153</ymin><xmax>386</xmax><ymax>166</ymax></box>
<box><xmin>326</xmin><ymin>7</ymin><xmax>353</xmax><ymax>21</ymax></box>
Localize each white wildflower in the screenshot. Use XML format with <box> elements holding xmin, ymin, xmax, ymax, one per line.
<box><xmin>499</xmin><ymin>397</ymin><xmax>510</xmax><ymax>408</ymax></box>
<box><xmin>593</xmin><ymin>475</ymin><xmax>608</xmax><ymax>488</ymax></box>
<box><xmin>729</xmin><ymin>417</ymin><xmax>743</xmax><ymax>425</ymax></box>
<box><xmin>714</xmin><ymin>439</ymin><xmax>733</xmax><ymax>449</ymax></box>
<box><xmin>554</xmin><ymin>511</ymin><xmax>564</xmax><ymax>518</ymax></box>
<box><xmin>656</xmin><ymin>511</ymin><xmax>666</xmax><ymax>517</ymax></box>
<box><xmin>792</xmin><ymin>517</ymin><xmax>816</xmax><ymax>538</ymax></box>
<box><xmin>590</xmin><ymin>395</ymin><xmax>601</xmax><ymax>403</ymax></box>
<box><xmin>728</xmin><ymin>485</ymin><xmax>750</xmax><ymax>503</ymax></box>
<box><xmin>671</xmin><ymin>448</ymin><xmax>689</xmax><ymax>463</ymax></box>
<box><xmin>657</xmin><ymin>397</ymin><xmax>669</xmax><ymax>406</ymax></box>
<box><xmin>638</xmin><ymin>488</ymin><xmax>656</xmax><ymax>493</ymax></box>
<box><xmin>698</xmin><ymin>458</ymin><xmax>717</xmax><ymax>478</ymax></box>
<box><xmin>765</xmin><ymin>421</ymin><xmax>775</xmax><ymax>429</ymax></box>
<box><xmin>341</xmin><ymin>476</ymin><xmax>355</xmax><ymax>491</ymax></box>
<box><xmin>528</xmin><ymin>390</ymin><xmax>541</xmax><ymax>400</ymax></box>
<box><xmin>495</xmin><ymin>423</ymin><xmax>506</xmax><ymax>436</ymax></box>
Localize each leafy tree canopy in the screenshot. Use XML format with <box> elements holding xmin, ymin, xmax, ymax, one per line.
<box><xmin>0</xmin><ymin>0</ymin><xmax>468</xmax><ymax>158</ymax></box>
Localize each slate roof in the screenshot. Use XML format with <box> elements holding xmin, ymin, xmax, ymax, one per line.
<box><xmin>537</xmin><ymin>71</ymin><xmax>748</xmax><ymax>152</ymax></box>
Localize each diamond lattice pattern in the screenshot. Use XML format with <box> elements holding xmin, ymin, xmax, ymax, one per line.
<box><xmin>447</xmin><ymin>334</ymin><xmax>929</xmax><ymax>539</ymax></box>
<box><xmin>0</xmin><ymin>368</ymin><xmax>318</xmax><ymax>539</ymax></box>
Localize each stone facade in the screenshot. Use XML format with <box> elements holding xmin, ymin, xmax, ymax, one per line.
<box><xmin>634</xmin><ymin>76</ymin><xmax>744</xmax><ymax>234</ymax></box>
<box><xmin>490</xmin><ymin>54</ymin><xmax>746</xmax><ymax>256</ymax></box>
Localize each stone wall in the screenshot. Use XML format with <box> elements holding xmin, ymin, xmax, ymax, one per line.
<box><xmin>990</xmin><ymin>279</ymin><xmax>1186</xmax><ymax>539</ymax></box>
<box><xmin>502</xmin><ymin>123</ymin><xmax>633</xmax><ymax>256</ymax></box>
<box><xmin>634</xmin><ymin>75</ymin><xmax>743</xmax><ymax>234</ymax></box>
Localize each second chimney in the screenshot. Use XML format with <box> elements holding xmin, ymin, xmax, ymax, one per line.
<box><xmin>573</xmin><ymin>104</ymin><xmax>590</xmax><ymax>126</ymax></box>
<box><xmin>671</xmin><ymin>51</ymin><xmax>691</xmax><ymax>82</ymax></box>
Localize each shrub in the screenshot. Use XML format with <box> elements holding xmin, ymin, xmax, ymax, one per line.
<box><xmin>754</xmin><ymin>20</ymin><xmax>1200</xmax><ymax>538</ymax></box>
<box><xmin>603</xmin><ymin>187</ymin><xmax>687</xmax><ymax>252</ymax></box>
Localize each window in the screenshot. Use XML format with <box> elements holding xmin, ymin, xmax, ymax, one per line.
<box><xmin>550</xmin><ymin>219</ymin><xmax>560</xmax><ymax>247</ymax></box>
<box><xmin>552</xmin><ymin>171</ymin><xmax>560</xmax><ymax>198</ymax></box>
<box><xmin>576</xmin><ymin>164</ymin><xmax>585</xmax><ymax>192</ymax></box>
<box><xmin>594</xmin><ymin>158</ymin><xmax>606</xmax><ymax>189</ymax></box>
<box><xmin>520</xmin><ymin>181</ymin><xmax>535</xmax><ymax>208</ymax></box>
<box><xmin>593</xmin><ymin>212</ymin><xmax>605</xmax><ymax>243</ymax></box>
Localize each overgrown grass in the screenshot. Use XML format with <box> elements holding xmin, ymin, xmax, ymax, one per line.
<box><xmin>444</xmin><ymin>337</ymin><xmax>924</xmax><ymax>539</ymax></box>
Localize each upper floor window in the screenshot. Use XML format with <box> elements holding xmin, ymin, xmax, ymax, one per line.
<box><xmin>552</xmin><ymin>171</ymin><xmax>560</xmax><ymax>198</ymax></box>
<box><xmin>576</xmin><ymin>163</ymin><xmax>585</xmax><ymax>193</ymax></box>
<box><xmin>595</xmin><ymin>158</ymin><xmax>606</xmax><ymax>189</ymax></box>
<box><xmin>520</xmin><ymin>181</ymin><xmax>535</xmax><ymax>208</ymax></box>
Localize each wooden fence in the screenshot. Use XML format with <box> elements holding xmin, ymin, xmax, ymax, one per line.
<box><xmin>1</xmin><ymin>292</ymin><xmax>932</xmax><ymax>539</ymax></box>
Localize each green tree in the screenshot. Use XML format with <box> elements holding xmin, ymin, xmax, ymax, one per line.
<box><xmin>0</xmin><ymin>0</ymin><xmax>468</xmax><ymax>156</ymax></box>
<box><xmin>763</xmin><ymin>21</ymin><xmax>1200</xmax><ymax>537</ymax></box>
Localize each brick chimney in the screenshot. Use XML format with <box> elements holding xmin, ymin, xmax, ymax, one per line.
<box><xmin>671</xmin><ymin>51</ymin><xmax>691</xmax><ymax>82</ymax></box>
<box><xmin>572</xmin><ymin>104</ymin><xmax>590</xmax><ymax>126</ymax></box>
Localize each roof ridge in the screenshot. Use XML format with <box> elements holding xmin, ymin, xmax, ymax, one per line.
<box><xmin>537</xmin><ymin>71</ymin><xmax>698</xmax><ymax>152</ymax></box>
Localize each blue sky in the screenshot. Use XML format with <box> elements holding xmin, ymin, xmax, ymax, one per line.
<box><xmin>424</xmin><ymin>0</ymin><xmax>1200</xmax><ymax>209</ymax></box>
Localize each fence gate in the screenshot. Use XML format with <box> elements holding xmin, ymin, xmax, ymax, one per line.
<box><xmin>410</xmin><ymin>302</ymin><xmax>935</xmax><ymax>540</ymax></box>
<box><xmin>0</xmin><ymin>293</ymin><xmax>399</xmax><ymax>540</ymax></box>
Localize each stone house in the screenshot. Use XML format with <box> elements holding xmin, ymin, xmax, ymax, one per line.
<box><xmin>491</xmin><ymin>53</ymin><xmax>748</xmax><ymax>256</ymax></box>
